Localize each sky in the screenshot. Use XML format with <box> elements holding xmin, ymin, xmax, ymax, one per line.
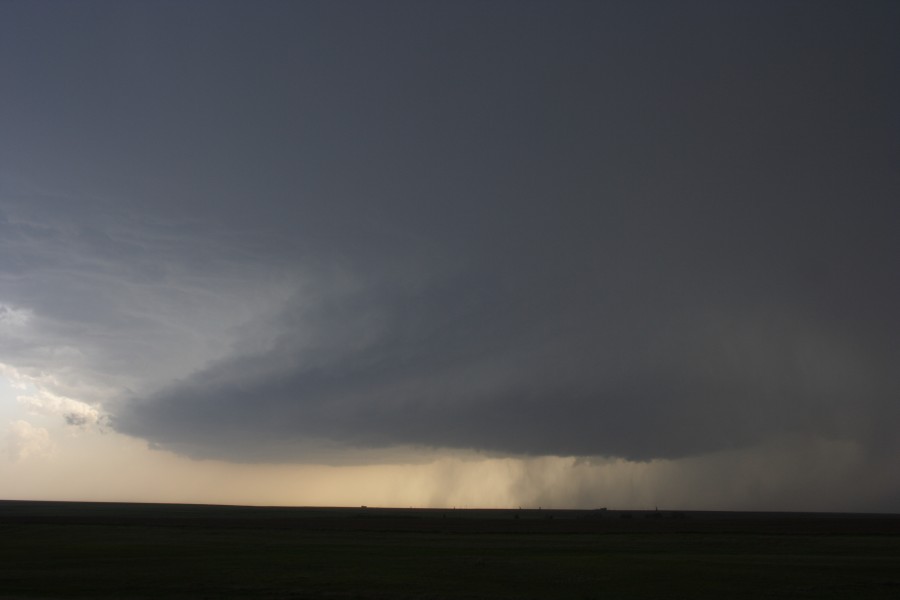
<box><xmin>1</xmin><ymin>0</ymin><xmax>898</xmax><ymax>512</ymax></box>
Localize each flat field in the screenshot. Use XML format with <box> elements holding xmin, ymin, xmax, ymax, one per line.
<box><xmin>1</xmin><ymin>500</ymin><xmax>899</xmax><ymax>599</ymax></box>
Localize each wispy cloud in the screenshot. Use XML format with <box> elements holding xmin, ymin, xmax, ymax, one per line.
<box><xmin>4</xmin><ymin>420</ymin><xmax>52</xmax><ymax>462</ymax></box>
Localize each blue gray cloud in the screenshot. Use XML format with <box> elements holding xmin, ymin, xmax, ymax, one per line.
<box><xmin>1</xmin><ymin>1</ymin><xmax>898</xmax><ymax>484</ymax></box>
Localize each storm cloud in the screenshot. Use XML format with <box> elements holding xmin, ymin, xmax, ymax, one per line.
<box><xmin>2</xmin><ymin>1</ymin><xmax>898</xmax><ymax>482</ymax></box>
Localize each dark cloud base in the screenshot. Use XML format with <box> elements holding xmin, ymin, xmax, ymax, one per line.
<box><xmin>2</xmin><ymin>1</ymin><xmax>899</xmax><ymax>473</ymax></box>
<box><xmin>113</xmin><ymin>282</ymin><xmax>898</xmax><ymax>464</ymax></box>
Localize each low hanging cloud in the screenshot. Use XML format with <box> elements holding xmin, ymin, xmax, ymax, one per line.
<box><xmin>110</xmin><ymin>273</ymin><xmax>895</xmax><ymax>465</ymax></box>
<box><xmin>0</xmin><ymin>1</ymin><xmax>898</xmax><ymax>513</ymax></box>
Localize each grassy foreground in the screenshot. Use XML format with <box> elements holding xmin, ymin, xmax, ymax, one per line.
<box><xmin>1</xmin><ymin>501</ymin><xmax>899</xmax><ymax>599</ymax></box>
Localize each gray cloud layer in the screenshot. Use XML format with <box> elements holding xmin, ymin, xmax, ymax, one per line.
<box><xmin>2</xmin><ymin>2</ymin><xmax>899</xmax><ymax>470</ymax></box>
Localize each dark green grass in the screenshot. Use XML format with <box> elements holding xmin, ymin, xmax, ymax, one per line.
<box><xmin>1</xmin><ymin>502</ymin><xmax>899</xmax><ymax>599</ymax></box>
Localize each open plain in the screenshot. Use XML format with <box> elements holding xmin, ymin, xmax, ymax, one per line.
<box><xmin>1</xmin><ymin>500</ymin><xmax>899</xmax><ymax>599</ymax></box>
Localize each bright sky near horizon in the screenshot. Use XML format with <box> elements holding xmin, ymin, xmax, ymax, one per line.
<box><xmin>1</xmin><ymin>0</ymin><xmax>899</xmax><ymax>511</ymax></box>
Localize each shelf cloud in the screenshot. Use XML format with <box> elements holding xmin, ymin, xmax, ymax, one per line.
<box><xmin>1</xmin><ymin>1</ymin><xmax>898</xmax><ymax>508</ymax></box>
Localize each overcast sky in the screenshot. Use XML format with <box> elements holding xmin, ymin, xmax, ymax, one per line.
<box><xmin>1</xmin><ymin>0</ymin><xmax>898</xmax><ymax>511</ymax></box>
